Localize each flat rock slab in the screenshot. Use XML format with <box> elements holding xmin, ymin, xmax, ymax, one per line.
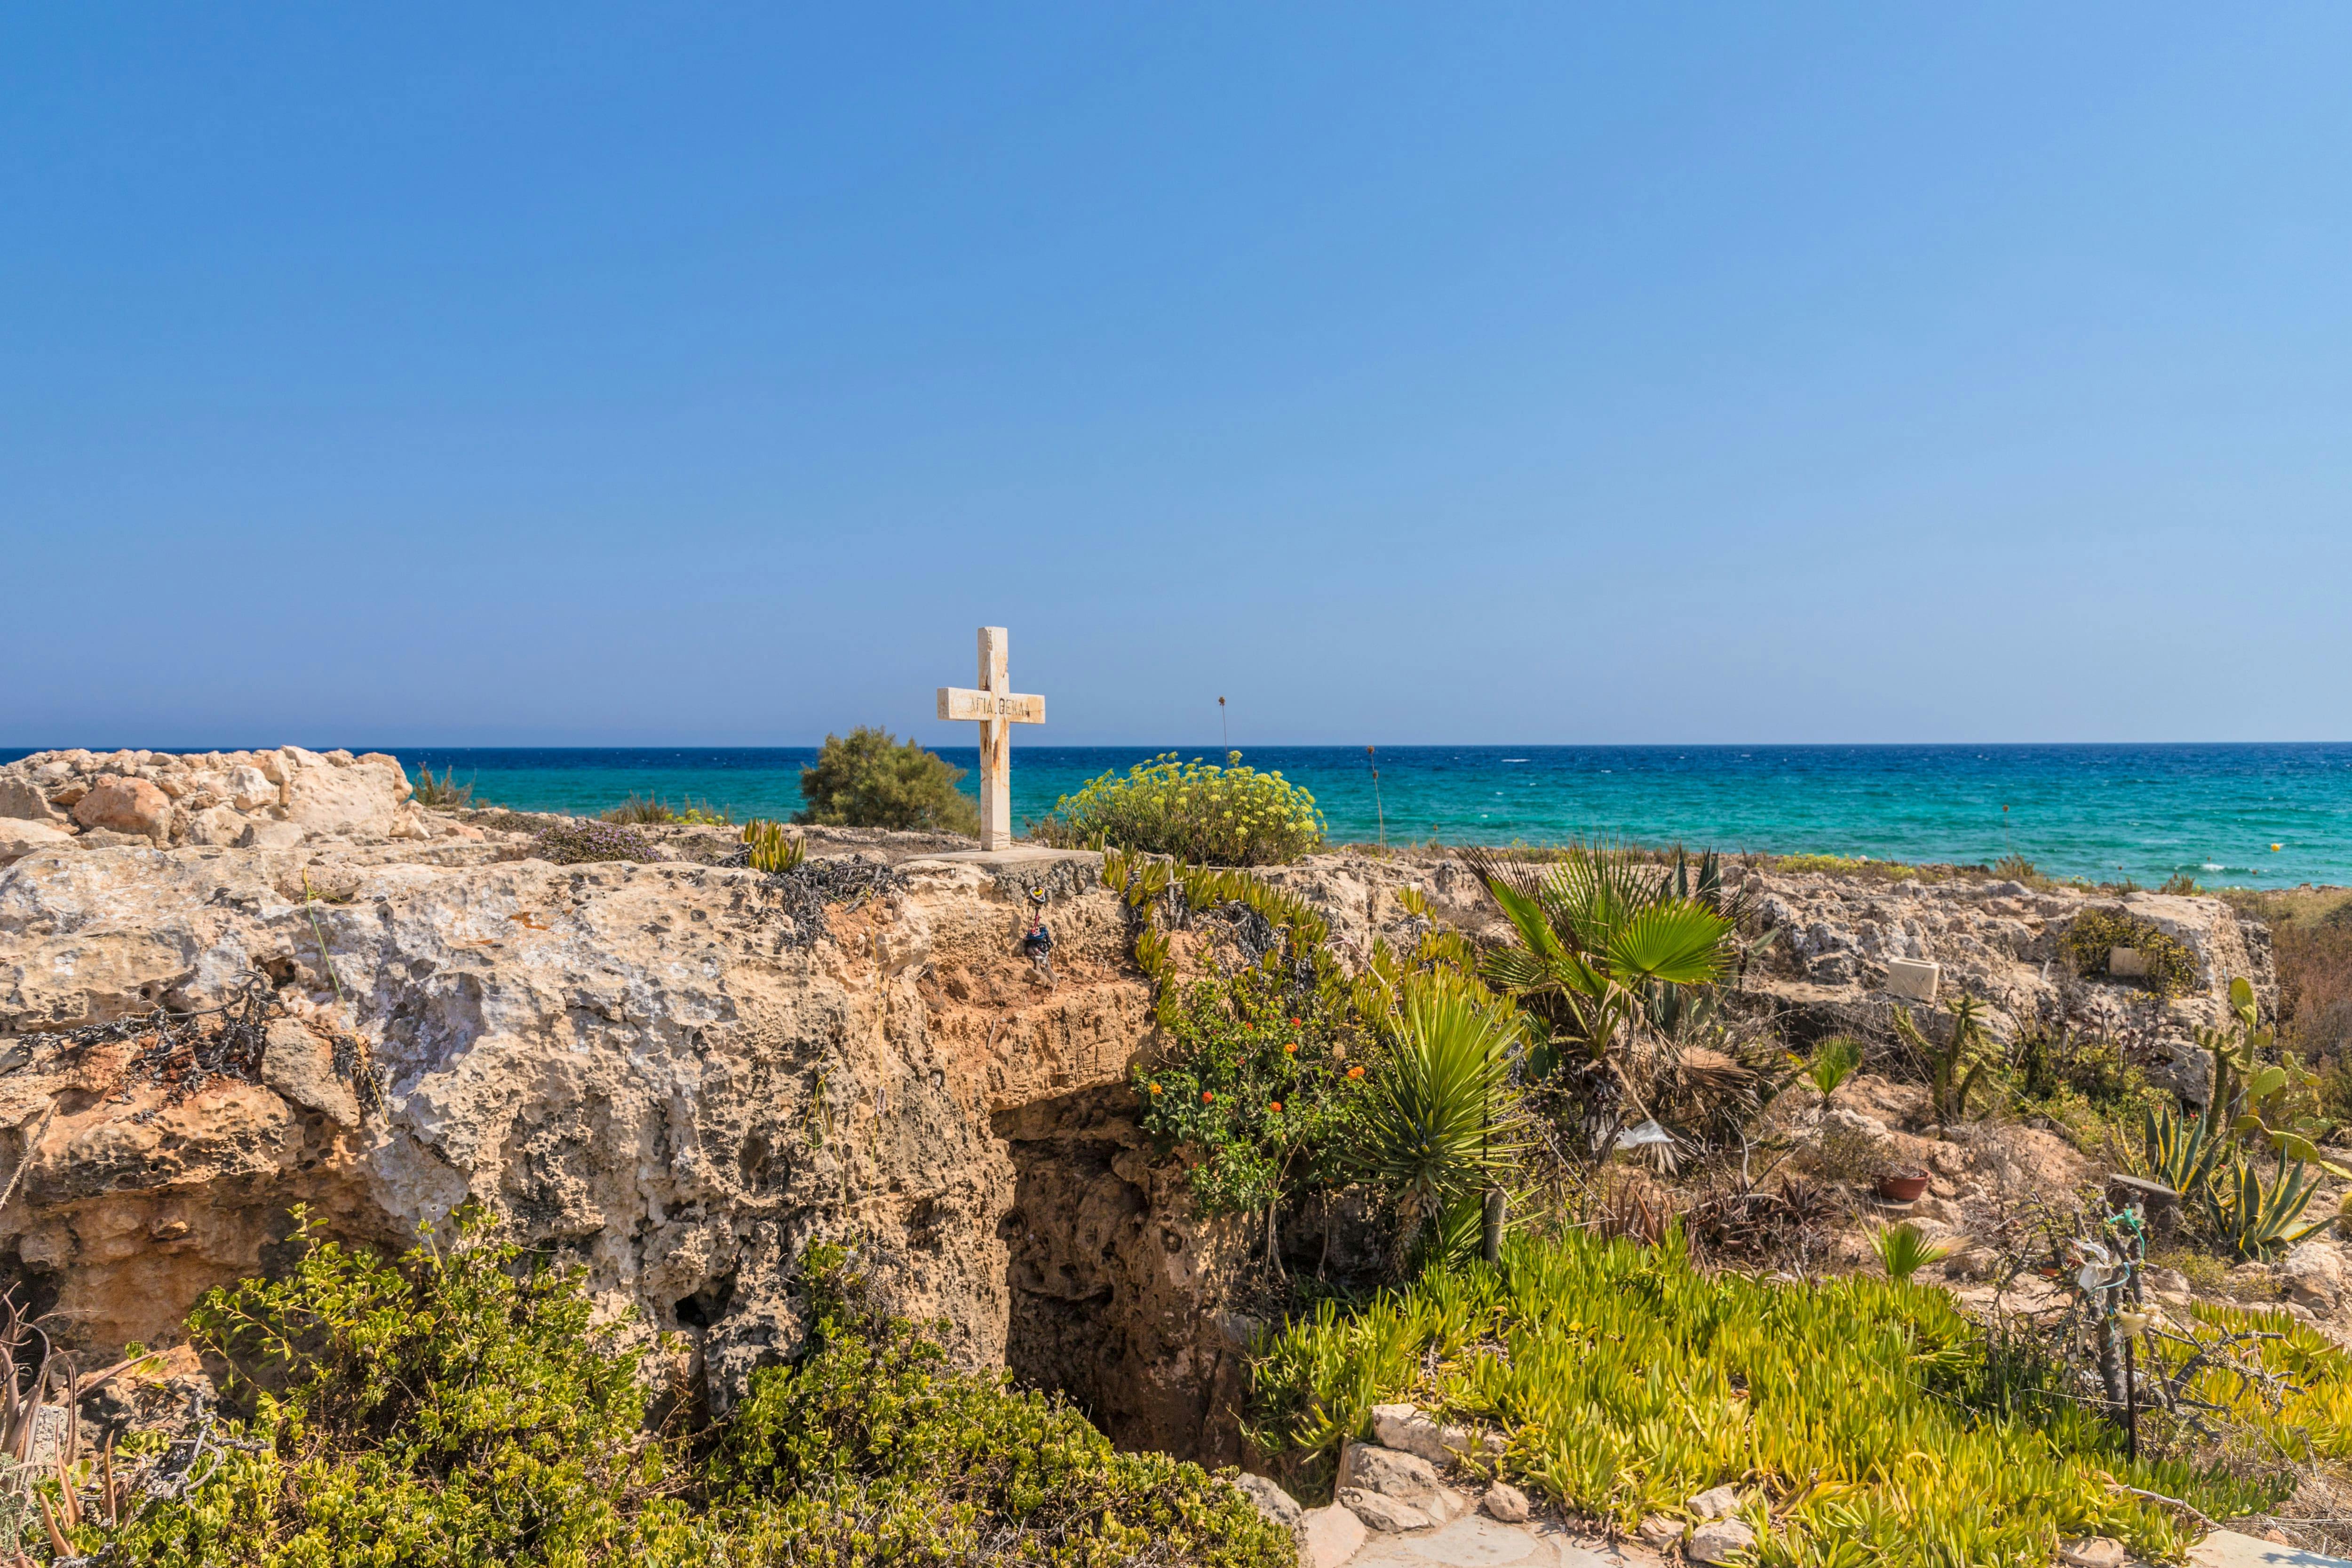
<box><xmin>906</xmin><ymin>847</ymin><xmax>1097</xmax><ymax>869</ymax></box>
<box><xmin>2190</xmin><ymin>1532</ymin><xmax>2352</xmax><ymax>1568</ymax></box>
<box><xmin>1344</xmin><ymin>1517</ymin><xmax>1657</xmax><ymax>1568</ymax></box>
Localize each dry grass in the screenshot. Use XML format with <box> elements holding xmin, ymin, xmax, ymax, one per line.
<box><xmin>2222</xmin><ymin>886</ymin><xmax>2352</xmax><ymax>1120</ymax></box>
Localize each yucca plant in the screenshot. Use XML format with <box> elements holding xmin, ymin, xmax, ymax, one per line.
<box><xmin>1356</xmin><ymin>970</ymin><xmax>1522</xmax><ymax>1260</ymax></box>
<box><xmin>742</xmin><ymin>819</ymin><xmax>807</xmax><ymax>873</ymax></box>
<box><xmin>1870</xmin><ymin>1222</ymin><xmax>1952</xmax><ymax>1284</ymax></box>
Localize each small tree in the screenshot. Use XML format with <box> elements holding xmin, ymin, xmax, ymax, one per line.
<box><xmin>795</xmin><ymin>728</ymin><xmax>981</xmax><ymax>834</ymax></box>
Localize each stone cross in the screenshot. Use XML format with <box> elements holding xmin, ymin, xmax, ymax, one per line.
<box><xmin>936</xmin><ymin>626</ymin><xmax>1045</xmax><ymax>850</ymax></box>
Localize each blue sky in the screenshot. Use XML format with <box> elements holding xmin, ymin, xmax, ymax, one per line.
<box><xmin>5</xmin><ymin>6</ymin><xmax>2349</xmax><ymax>748</ymax></box>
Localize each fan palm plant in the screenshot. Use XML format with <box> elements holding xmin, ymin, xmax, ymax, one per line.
<box><xmin>1356</xmin><ymin>970</ymin><xmax>1522</xmax><ymax>1261</ymax></box>
<box><xmin>1463</xmin><ymin>844</ymin><xmax>1739</xmax><ymax>1163</ymax></box>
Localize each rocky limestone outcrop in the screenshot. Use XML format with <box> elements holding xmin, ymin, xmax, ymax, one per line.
<box><xmin>0</xmin><ymin>748</ymin><xmax>462</xmax><ymax>861</ymax></box>
<box><xmin>0</xmin><ymin>748</ymin><xmax>1290</xmax><ymax>1455</ymax></box>
<box><xmin>0</xmin><ymin>829</ymin><xmax>1183</xmax><ymax>1416</ymax></box>
<box><xmin>1738</xmin><ymin>869</ymin><xmax>2275</xmax><ymax>1100</ymax></box>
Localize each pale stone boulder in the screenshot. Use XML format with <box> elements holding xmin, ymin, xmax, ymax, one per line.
<box><xmin>1233</xmin><ymin>1473</ymin><xmax>1302</xmax><ymax>1532</ymax></box>
<box><xmin>1300</xmin><ymin>1503</ymin><xmax>1367</xmax><ymax>1568</ymax></box>
<box><xmin>0</xmin><ymin>820</ymin><xmax>77</xmax><ymax>867</ymax></box>
<box><xmin>262</xmin><ymin>1021</ymin><xmax>360</xmax><ymax>1129</ymax></box>
<box><xmin>280</xmin><ymin>752</ymin><xmax>408</xmax><ymax>836</ymax></box>
<box><xmin>1636</xmin><ymin>1515</ymin><xmax>1682</xmax><ymax>1551</ymax></box>
<box><xmin>1481</xmin><ymin>1481</ymin><xmax>1529</xmax><ymax>1523</ymax></box>
<box><xmin>1689</xmin><ymin>1517</ymin><xmax>1758</xmax><ymax>1564</ymax></box>
<box><xmin>1370</xmin><ymin>1401</ymin><xmax>1503</xmax><ymax>1466</ymax></box>
<box><xmin>2058</xmin><ymin>1540</ymin><xmax>2128</xmax><ymax>1568</ymax></box>
<box><xmin>2280</xmin><ymin>1240</ymin><xmax>2347</xmax><ymax>1313</ymax></box>
<box><xmin>184</xmin><ymin>806</ymin><xmax>251</xmax><ymax>848</ymax></box>
<box><xmin>1688</xmin><ymin>1484</ymin><xmax>1741</xmax><ymax>1519</ymax></box>
<box><xmin>0</xmin><ymin>778</ymin><xmax>66</xmax><ymax>825</ymax></box>
<box><xmin>72</xmin><ymin>777</ymin><xmax>171</xmax><ymax>843</ymax></box>
<box><xmin>1342</xmin><ymin>1442</ymin><xmax>1445</xmax><ymax>1509</ymax></box>
<box><xmin>1337</xmin><ymin>1487</ymin><xmax>1434</xmax><ymax>1533</ymax></box>
<box><xmin>225</xmin><ymin>765</ymin><xmax>279</xmax><ymax>812</ymax></box>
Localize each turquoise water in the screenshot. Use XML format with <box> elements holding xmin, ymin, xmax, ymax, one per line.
<box><xmin>18</xmin><ymin>742</ymin><xmax>2325</xmax><ymax>888</ymax></box>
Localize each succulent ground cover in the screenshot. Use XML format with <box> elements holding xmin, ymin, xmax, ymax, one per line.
<box><xmin>1248</xmin><ymin>1229</ymin><xmax>2288</xmax><ymax>1567</ymax></box>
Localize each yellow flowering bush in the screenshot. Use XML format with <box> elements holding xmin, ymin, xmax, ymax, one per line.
<box><xmin>1034</xmin><ymin>751</ymin><xmax>1326</xmax><ymax>865</ymax></box>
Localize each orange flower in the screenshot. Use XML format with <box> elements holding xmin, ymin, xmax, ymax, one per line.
<box><xmin>1148</xmin><ymin>1082</ymin><xmax>1162</xmax><ymax>1095</ymax></box>
<box><xmin>1202</xmin><ymin>1090</ymin><xmax>1216</xmax><ymax>1103</ymax></box>
<box><xmin>1347</xmin><ymin>1065</ymin><xmax>1365</xmax><ymax>1080</ymax></box>
<box><xmin>1290</xmin><ymin>1017</ymin><xmax>1302</xmax><ymax>1027</ymax></box>
<box><xmin>1284</xmin><ymin>1042</ymin><xmax>1298</xmax><ymax>1055</ymax></box>
<box><xmin>1269</xmin><ymin>1101</ymin><xmax>1283</xmax><ymax>1114</ymax></box>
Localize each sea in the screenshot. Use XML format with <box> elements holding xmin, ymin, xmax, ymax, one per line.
<box><xmin>11</xmin><ymin>742</ymin><xmax>2342</xmax><ymax>889</ymax></box>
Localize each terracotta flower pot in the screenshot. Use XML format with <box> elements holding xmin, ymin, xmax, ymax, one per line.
<box><xmin>1877</xmin><ymin>1173</ymin><xmax>1930</xmax><ymax>1203</ymax></box>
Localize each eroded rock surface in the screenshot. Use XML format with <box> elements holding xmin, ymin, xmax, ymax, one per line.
<box><xmin>0</xmin><ymin>747</ymin><xmax>458</xmax><ymax>860</ymax></box>
<box><xmin>1741</xmin><ymin>868</ymin><xmax>2274</xmax><ymax>1098</ymax></box>
<box><xmin>0</xmin><ymin>801</ymin><xmax>1154</xmax><ymax>1416</ymax></box>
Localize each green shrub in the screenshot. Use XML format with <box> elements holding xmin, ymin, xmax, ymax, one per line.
<box><xmin>410</xmin><ymin>763</ymin><xmax>478</xmax><ymax>809</ymax></box>
<box><xmin>1135</xmin><ymin>963</ymin><xmax>1370</xmax><ymax>1216</ymax></box>
<box><xmin>85</xmin><ymin>1221</ymin><xmax>1289</xmax><ymax>1568</ymax></box>
<box><xmin>1035</xmin><ymin>752</ymin><xmax>1325</xmax><ymax>865</ymax></box>
<box><xmin>1993</xmin><ymin>852</ymin><xmax>2055</xmax><ymax>890</ymax></box>
<box><xmin>84</xmin><ymin>1207</ymin><xmax>701</xmax><ymax>1566</ymax></box>
<box><xmin>1248</xmin><ymin>1229</ymin><xmax>2285</xmax><ymax>1561</ymax></box>
<box><xmin>712</xmin><ymin>1244</ymin><xmax>1293</xmax><ymax>1568</ymax></box>
<box><xmin>2015</xmin><ymin>1020</ymin><xmax>2134</xmax><ymax>1104</ymax></box>
<box><xmin>2061</xmin><ymin>908</ymin><xmax>2200</xmax><ymax>999</ymax></box>
<box><xmin>795</xmin><ymin>727</ymin><xmax>980</xmax><ymax>835</ymax></box>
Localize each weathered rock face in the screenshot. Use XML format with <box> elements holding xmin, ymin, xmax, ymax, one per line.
<box><xmin>1739</xmin><ymin>870</ymin><xmax>2276</xmax><ymax>1098</ymax></box>
<box><xmin>0</xmin><ymin>811</ymin><xmax>1163</xmax><ymax>1419</ymax></box>
<box><xmin>992</xmin><ymin>1084</ymin><xmax>1258</xmax><ymax>1458</ymax></box>
<box><xmin>0</xmin><ymin>748</ymin><xmax>458</xmax><ymax>864</ymax></box>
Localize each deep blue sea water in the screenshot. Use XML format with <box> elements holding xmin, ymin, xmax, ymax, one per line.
<box><xmin>12</xmin><ymin>743</ymin><xmax>2346</xmax><ymax>888</ymax></box>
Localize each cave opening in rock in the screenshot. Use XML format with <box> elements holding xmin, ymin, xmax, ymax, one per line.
<box><xmin>989</xmin><ymin>1085</ymin><xmax>1248</xmax><ymax>1465</ymax></box>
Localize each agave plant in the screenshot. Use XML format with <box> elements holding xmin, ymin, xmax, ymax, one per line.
<box><xmin>2140</xmin><ymin>1099</ymin><xmax>2235</xmax><ymax>1208</ymax></box>
<box><xmin>1355</xmin><ymin>970</ymin><xmax>1522</xmax><ymax>1258</ymax></box>
<box><xmin>2206</xmin><ymin>1156</ymin><xmax>2331</xmax><ymax>1260</ymax></box>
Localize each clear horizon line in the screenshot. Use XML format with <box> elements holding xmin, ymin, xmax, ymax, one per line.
<box><xmin>8</xmin><ymin>739</ymin><xmax>2351</xmax><ymax>754</ymax></box>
